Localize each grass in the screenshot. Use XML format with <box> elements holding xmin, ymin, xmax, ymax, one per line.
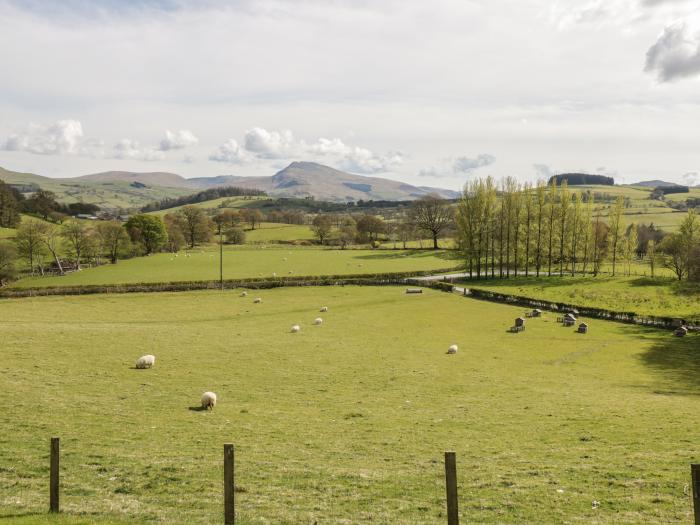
<box><xmin>462</xmin><ymin>275</ymin><xmax>700</xmax><ymax>319</ymax></box>
<box><xmin>0</xmin><ymin>287</ymin><xmax>698</xmax><ymax>524</ymax></box>
<box><xmin>244</xmin><ymin>222</ymin><xmax>315</xmax><ymax>243</ymax></box>
<box><xmin>10</xmin><ymin>247</ymin><xmax>458</xmax><ymax>288</ymax></box>
<box><xmin>148</xmin><ymin>196</ymin><xmax>269</xmax><ymax>217</ymax></box>
<box><xmin>0</xmin><ymin>226</ymin><xmax>16</xmax><ymax>239</ymax></box>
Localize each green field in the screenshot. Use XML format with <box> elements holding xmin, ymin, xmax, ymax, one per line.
<box><xmin>462</xmin><ymin>275</ymin><xmax>700</xmax><ymax>319</ymax></box>
<box><xmin>0</xmin><ymin>226</ymin><xmax>15</xmax><ymax>239</ymax></box>
<box><xmin>0</xmin><ymin>287</ymin><xmax>697</xmax><ymax>524</ymax></box>
<box><xmin>148</xmin><ymin>196</ymin><xmax>269</xmax><ymax>216</ymax></box>
<box><xmin>244</xmin><ymin>222</ymin><xmax>315</xmax><ymax>243</ymax></box>
<box><xmin>10</xmin><ymin>247</ymin><xmax>458</xmax><ymax>288</ymax></box>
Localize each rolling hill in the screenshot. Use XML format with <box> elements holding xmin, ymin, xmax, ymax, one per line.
<box><xmin>0</xmin><ymin>162</ymin><xmax>460</xmax><ymax>209</ymax></box>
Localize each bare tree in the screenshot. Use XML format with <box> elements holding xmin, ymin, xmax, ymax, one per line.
<box><xmin>410</xmin><ymin>195</ymin><xmax>453</xmax><ymax>250</ymax></box>
<box><xmin>61</xmin><ymin>220</ymin><xmax>91</xmax><ymax>270</ymax></box>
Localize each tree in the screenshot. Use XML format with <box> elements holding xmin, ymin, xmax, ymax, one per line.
<box><xmin>96</xmin><ymin>220</ymin><xmax>130</xmax><ymax>264</ymax></box>
<box><xmin>623</xmin><ymin>224</ymin><xmax>638</xmax><ymax>276</ymax></box>
<box><xmin>24</xmin><ymin>190</ymin><xmax>59</xmax><ymax>220</ymax></box>
<box><xmin>225</xmin><ymin>227</ymin><xmax>246</xmax><ymax>244</ymax></box>
<box><xmin>311</xmin><ymin>214</ymin><xmax>333</xmax><ymax>245</ymax></box>
<box><xmin>660</xmin><ymin>233</ymin><xmax>688</xmax><ymax>280</ymax></box>
<box><xmin>409</xmin><ymin>195</ymin><xmax>453</xmax><ymax>249</ymax></box>
<box><xmin>0</xmin><ymin>240</ymin><xmax>17</xmax><ymax>285</ymax></box>
<box><xmin>36</xmin><ymin>221</ymin><xmax>65</xmax><ymax>275</ymax></box>
<box><xmin>125</xmin><ymin>214</ymin><xmax>168</xmax><ymax>254</ymax></box>
<box><xmin>356</xmin><ymin>215</ymin><xmax>385</xmax><ymax>243</ymax></box>
<box><xmin>569</xmin><ymin>192</ymin><xmax>581</xmax><ymax>276</ymax></box>
<box><xmin>535</xmin><ymin>181</ymin><xmax>546</xmax><ymax>276</ymax></box>
<box><xmin>647</xmin><ymin>239</ymin><xmax>656</xmax><ymax>278</ymax></box>
<box><xmin>0</xmin><ymin>180</ymin><xmax>21</xmax><ymax>228</ymax></box>
<box><xmin>523</xmin><ymin>183</ymin><xmax>533</xmax><ymax>276</ymax></box>
<box><xmin>61</xmin><ymin>220</ymin><xmax>91</xmax><ymax>269</ymax></box>
<box><xmin>558</xmin><ymin>181</ymin><xmax>570</xmax><ymax>276</ymax></box>
<box><xmin>240</xmin><ymin>209</ymin><xmax>264</xmax><ymax>230</ymax></box>
<box><xmin>546</xmin><ymin>181</ymin><xmax>558</xmax><ymax>276</ymax></box>
<box><xmin>337</xmin><ymin>218</ymin><xmax>357</xmax><ymax>249</ymax></box>
<box><xmin>15</xmin><ymin>218</ymin><xmax>48</xmax><ymax>274</ymax></box>
<box><xmin>608</xmin><ymin>196</ymin><xmax>625</xmax><ymax>276</ymax></box>
<box><xmin>175</xmin><ymin>206</ymin><xmax>212</xmax><ymax>248</ymax></box>
<box><xmin>163</xmin><ymin>214</ymin><xmax>186</xmax><ymax>253</ymax></box>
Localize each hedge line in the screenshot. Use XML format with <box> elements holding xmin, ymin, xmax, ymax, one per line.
<box><xmin>466</xmin><ymin>287</ymin><xmax>700</xmax><ymax>330</ymax></box>
<box><xmin>0</xmin><ymin>267</ymin><xmax>462</xmax><ymax>299</ymax></box>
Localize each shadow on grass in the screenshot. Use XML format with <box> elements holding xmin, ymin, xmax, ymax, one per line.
<box><xmin>621</xmin><ymin>324</ymin><xmax>700</xmax><ymax>394</ymax></box>
<box><xmin>188</xmin><ymin>406</ymin><xmax>208</xmax><ymax>412</ymax></box>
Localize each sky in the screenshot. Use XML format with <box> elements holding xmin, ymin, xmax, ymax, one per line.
<box><xmin>1</xmin><ymin>0</ymin><xmax>700</xmax><ymax>190</ymax></box>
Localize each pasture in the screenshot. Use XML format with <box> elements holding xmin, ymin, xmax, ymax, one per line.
<box><xmin>463</xmin><ymin>275</ymin><xmax>700</xmax><ymax>319</ymax></box>
<box><xmin>10</xmin><ymin>247</ymin><xmax>458</xmax><ymax>288</ymax></box>
<box><xmin>0</xmin><ymin>286</ymin><xmax>698</xmax><ymax>524</ymax></box>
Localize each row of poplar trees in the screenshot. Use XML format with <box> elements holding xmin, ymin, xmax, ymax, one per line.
<box><xmin>456</xmin><ymin>177</ymin><xmax>629</xmax><ymax>279</ymax></box>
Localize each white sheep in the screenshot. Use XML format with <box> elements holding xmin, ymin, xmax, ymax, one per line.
<box><xmin>291</xmin><ymin>324</ymin><xmax>301</xmax><ymax>333</ymax></box>
<box><xmin>447</xmin><ymin>344</ymin><xmax>458</xmax><ymax>355</ymax></box>
<box><xmin>201</xmin><ymin>391</ymin><xmax>217</xmax><ymax>410</ymax></box>
<box><xmin>254</xmin><ymin>297</ymin><xmax>262</xmax><ymax>304</ymax></box>
<box><xmin>240</xmin><ymin>291</ymin><xmax>248</xmax><ymax>297</ymax></box>
<box><xmin>320</xmin><ymin>306</ymin><xmax>328</xmax><ymax>312</ymax></box>
<box><xmin>314</xmin><ymin>317</ymin><xmax>323</xmax><ymax>325</ymax></box>
<box><xmin>272</xmin><ymin>272</ymin><xmax>277</xmax><ymax>277</ymax></box>
<box><xmin>135</xmin><ymin>354</ymin><xmax>156</xmax><ymax>369</ymax></box>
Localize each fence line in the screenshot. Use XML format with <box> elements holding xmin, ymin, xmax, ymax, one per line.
<box><xmin>30</xmin><ymin>440</ymin><xmax>700</xmax><ymax>524</ymax></box>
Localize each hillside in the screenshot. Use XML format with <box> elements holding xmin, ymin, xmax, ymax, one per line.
<box><xmin>632</xmin><ymin>180</ymin><xmax>684</xmax><ymax>188</ymax></box>
<box><xmin>0</xmin><ymin>162</ymin><xmax>460</xmax><ymax>209</ymax></box>
<box><xmin>0</xmin><ymin>167</ymin><xmax>193</xmax><ymax>210</ymax></box>
<box><xmin>215</xmin><ymin>162</ymin><xmax>460</xmax><ymax>201</ymax></box>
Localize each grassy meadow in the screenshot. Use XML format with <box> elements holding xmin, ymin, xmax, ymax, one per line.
<box><xmin>244</xmin><ymin>222</ymin><xmax>315</xmax><ymax>243</ymax></box>
<box><xmin>10</xmin><ymin>247</ymin><xmax>458</xmax><ymax>288</ymax></box>
<box><xmin>463</xmin><ymin>275</ymin><xmax>700</xmax><ymax>319</ymax></box>
<box><xmin>0</xmin><ymin>286</ymin><xmax>698</xmax><ymax>524</ymax></box>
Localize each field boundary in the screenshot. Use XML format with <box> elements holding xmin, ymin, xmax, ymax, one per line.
<box><xmin>0</xmin><ymin>267</ymin><xmax>462</xmax><ymax>298</ymax></box>
<box><xmin>462</xmin><ymin>286</ymin><xmax>700</xmax><ymax>330</ymax></box>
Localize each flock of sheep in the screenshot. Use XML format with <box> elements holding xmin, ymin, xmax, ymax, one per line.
<box><xmin>132</xmin><ymin>292</ymin><xmax>332</xmax><ymax>410</ymax></box>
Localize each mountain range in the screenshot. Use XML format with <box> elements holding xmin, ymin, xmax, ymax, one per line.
<box><xmin>0</xmin><ymin>162</ymin><xmax>459</xmax><ymax>209</ymax></box>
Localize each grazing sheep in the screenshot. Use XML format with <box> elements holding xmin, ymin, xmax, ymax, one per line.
<box><xmin>135</xmin><ymin>354</ymin><xmax>156</xmax><ymax>369</ymax></box>
<box><xmin>320</xmin><ymin>306</ymin><xmax>328</xmax><ymax>312</ymax></box>
<box><xmin>240</xmin><ymin>291</ymin><xmax>248</xmax><ymax>297</ymax></box>
<box><xmin>283</xmin><ymin>257</ymin><xmax>287</xmax><ymax>261</ymax></box>
<box><xmin>272</xmin><ymin>272</ymin><xmax>277</xmax><ymax>277</ymax></box>
<box><xmin>254</xmin><ymin>297</ymin><xmax>262</xmax><ymax>304</ymax></box>
<box><xmin>314</xmin><ymin>317</ymin><xmax>323</xmax><ymax>325</ymax></box>
<box><xmin>291</xmin><ymin>324</ymin><xmax>301</xmax><ymax>333</ymax></box>
<box><xmin>447</xmin><ymin>344</ymin><xmax>458</xmax><ymax>355</ymax></box>
<box><xmin>201</xmin><ymin>391</ymin><xmax>217</xmax><ymax>410</ymax></box>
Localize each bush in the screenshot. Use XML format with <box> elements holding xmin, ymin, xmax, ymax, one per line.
<box><xmin>225</xmin><ymin>227</ymin><xmax>246</xmax><ymax>245</ymax></box>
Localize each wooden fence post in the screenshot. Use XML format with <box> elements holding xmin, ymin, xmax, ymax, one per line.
<box><xmin>50</xmin><ymin>437</ymin><xmax>60</xmax><ymax>513</ymax></box>
<box><xmin>444</xmin><ymin>451</ymin><xmax>458</xmax><ymax>525</ymax></box>
<box><xmin>224</xmin><ymin>444</ymin><xmax>235</xmax><ymax>525</ymax></box>
<box><xmin>692</xmin><ymin>464</ymin><xmax>700</xmax><ymax>525</ymax></box>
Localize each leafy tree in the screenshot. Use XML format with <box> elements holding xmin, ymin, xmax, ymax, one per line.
<box><xmin>176</xmin><ymin>206</ymin><xmax>212</xmax><ymax>248</ymax></box>
<box><xmin>163</xmin><ymin>214</ymin><xmax>186</xmax><ymax>253</ymax></box>
<box><xmin>125</xmin><ymin>214</ymin><xmax>168</xmax><ymax>254</ymax></box>
<box><xmin>356</xmin><ymin>214</ymin><xmax>385</xmax><ymax>243</ymax></box>
<box><xmin>647</xmin><ymin>239</ymin><xmax>656</xmax><ymax>278</ymax></box>
<box><xmin>15</xmin><ymin>218</ymin><xmax>48</xmax><ymax>274</ymax></box>
<box><xmin>337</xmin><ymin>218</ymin><xmax>357</xmax><ymax>249</ymax></box>
<box><xmin>36</xmin><ymin>221</ymin><xmax>65</xmax><ymax>274</ymax></box>
<box><xmin>0</xmin><ymin>240</ymin><xmax>17</xmax><ymax>285</ymax></box>
<box><xmin>225</xmin><ymin>227</ymin><xmax>246</xmax><ymax>245</ymax></box>
<box><xmin>311</xmin><ymin>214</ymin><xmax>333</xmax><ymax>245</ymax></box>
<box><xmin>61</xmin><ymin>220</ymin><xmax>91</xmax><ymax>269</ymax></box>
<box><xmin>608</xmin><ymin>195</ymin><xmax>625</xmax><ymax>276</ymax></box>
<box><xmin>0</xmin><ymin>180</ymin><xmax>21</xmax><ymax>228</ymax></box>
<box><xmin>24</xmin><ymin>190</ymin><xmax>60</xmax><ymax>220</ymax></box>
<box><xmin>409</xmin><ymin>195</ymin><xmax>453</xmax><ymax>250</ymax></box>
<box><xmin>96</xmin><ymin>221</ymin><xmax>130</xmax><ymax>264</ymax></box>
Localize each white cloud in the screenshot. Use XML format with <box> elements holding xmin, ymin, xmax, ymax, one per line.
<box><xmin>2</xmin><ymin>119</ymin><xmax>85</xmax><ymax>155</ymax></box>
<box><xmin>645</xmin><ymin>23</ymin><xmax>700</xmax><ymax>82</ymax></box>
<box><xmin>453</xmin><ymin>154</ymin><xmax>496</xmax><ymax>174</ymax></box>
<box><xmin>243</xmin><ymin>127</ymin><xmax>298</xmax><ymax>159</ymax></box>
<box><xmin>209</xmin><ymin>138</ymin><xmax>250</xmax><ymax>164</ymax></box>
<box><xmin>682</xmin><ymin>171</ymin><xmax>700</xmax><ymax>186</ymax></box>
<box><xmin>339</xmin><ymin>147</ymin><xmax>403</xmax><ymax>174</ymax></box>
<box><xmin>159</xmin><ymin>129</ymin><xmax>198</xmax><ymax>151</ymax></box>
<box><xmin>113</xmin><ymin>139</ymin><xmax>165</xmax><ymax>161</ymax></box>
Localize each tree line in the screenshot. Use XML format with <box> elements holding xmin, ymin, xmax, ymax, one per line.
<box><xmin>455</xmin><ymin>177</ymin><xmax>700</xmax><ymax>281</ymax></box>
